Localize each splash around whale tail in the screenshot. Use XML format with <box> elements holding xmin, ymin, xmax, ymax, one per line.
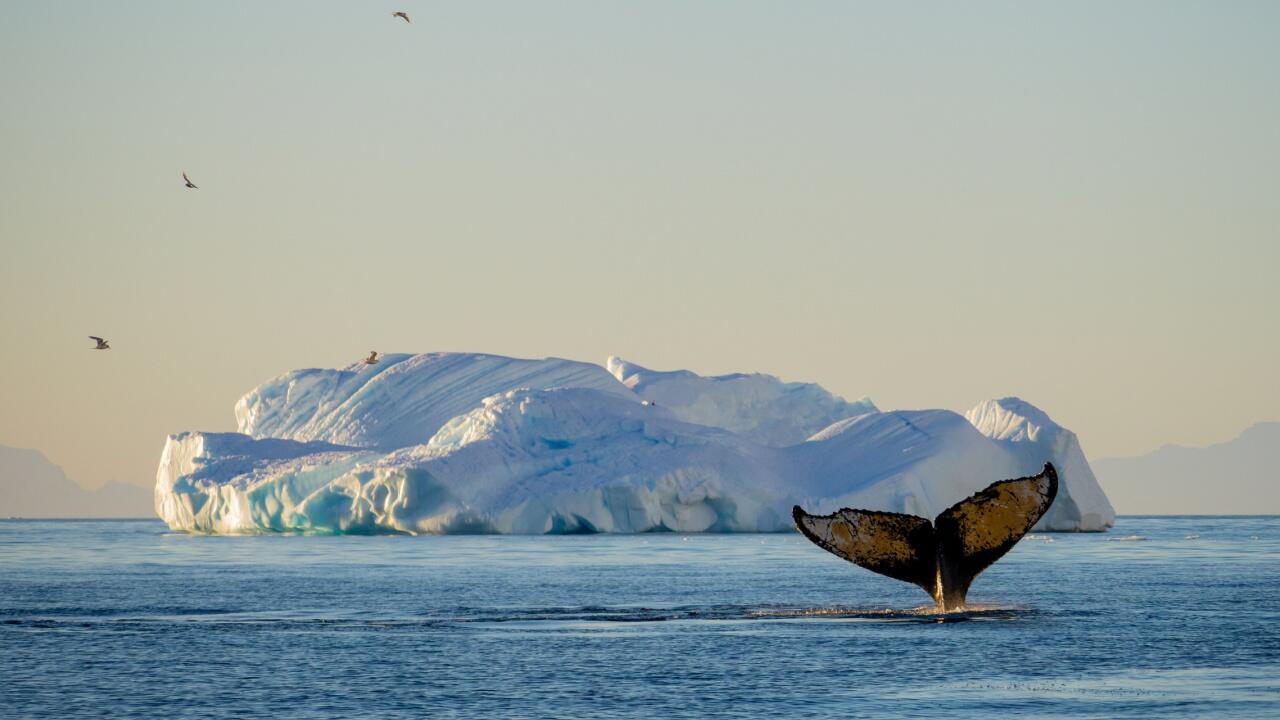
<box><xmin>793</xmin><ymin>463</ymin><xmax>1058</xmax><ymax>611</ymax></box>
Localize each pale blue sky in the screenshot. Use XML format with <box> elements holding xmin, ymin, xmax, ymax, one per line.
<box><xmin>1</xmin><ymin>1</ymin><xmax>1277</xmax><ymax>496</ymax></box>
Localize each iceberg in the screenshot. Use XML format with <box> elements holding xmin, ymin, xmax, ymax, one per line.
<box><xmin>606</xmin><ymin>357</ymin><xmax>876</xmax><ymax>446</ymax></box>
<box><xmin>154</xmin><ymin>432</ymin><xmax>378</xmax><ymax>533</ymax></box>
<box><xmin>155</xmin><ymin>352</ymin><xmax>1115</xmax><ymax>534</ymax></box>
<box><xmin>965</xmin><ymin>397</ymin><xmax>1116</xmax><ymax>531</ymax></box>
<box><xmin>236</xmin><ymin>352</ymin><xmax>634</xmax><ymax>449</ymax></box>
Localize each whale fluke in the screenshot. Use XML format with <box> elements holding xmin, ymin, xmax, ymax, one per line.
<box><xmin>793</xmin><ymin>463</ymin><xmax>1058</xmax><ymax>611</ymax></box>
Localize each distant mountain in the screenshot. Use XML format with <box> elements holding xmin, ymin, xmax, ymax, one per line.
<box><xmin>0</xmin><ymin>444</ymin><xmax>152</xmax><ymax>518</ymax></box>
<box><xmin>1092</xmin><ymin>422</ymin><xmax>1280</xmax><ymax>514</ymax></box>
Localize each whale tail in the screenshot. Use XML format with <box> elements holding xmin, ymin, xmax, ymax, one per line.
<box><xmin>792</xmin><ymin>463</ymin><xmax>1058</xmax><ymax>611</ymax></box>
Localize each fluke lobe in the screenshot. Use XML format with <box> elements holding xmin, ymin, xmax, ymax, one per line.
<box><xmin>793</xmin><ymin>463</ymin><xmax>1058</xmax><ymax>611</ymax></box>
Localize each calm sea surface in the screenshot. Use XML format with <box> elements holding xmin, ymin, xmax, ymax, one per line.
<box><xmin>1</xmin><ymin>517</ymin><xmax>1277</xmax><ymax>719</ymax></box>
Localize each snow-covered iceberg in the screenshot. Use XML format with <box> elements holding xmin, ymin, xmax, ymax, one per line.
<box><xmin>606</xmin><ymin>357</ymin><xmax>876</xmax><ymax>446</ymax></box>
<box><xmin>236</xmin><ymin>352</ymin><xmax>634</xmax><ymax>449</ymax></box>
<box><xmin>965</xmin><ymin>397</ymin><xmax>1115</xmax><ymax>530</ymax></box>
<box><xmin>155</xmin><ymin>352</ymin><xmax>1115</xmax><ymax>534</ymax></box>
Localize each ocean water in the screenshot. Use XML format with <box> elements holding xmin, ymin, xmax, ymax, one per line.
<box><xmin>1</xmin><ymin>517</ymin><xmax>1277</xmax><ymax>719</ymax></box>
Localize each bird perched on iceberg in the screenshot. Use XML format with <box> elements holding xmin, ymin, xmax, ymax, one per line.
<box><xmin>89</xmin><ymin>336</ymin><xmax>110</xmax><ymax>350</ymax></box>
<box><xmin>363</xmin><ymin>351</ymin><xmax>379</xmax><ymax>365</ymax></box>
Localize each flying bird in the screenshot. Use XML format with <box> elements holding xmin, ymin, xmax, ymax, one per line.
<box><xmin>89</xmin><ymin>336</ymin><xmax>110</xmax><ymax>350</ymax></box>
<box><xmin>392</xmin><ymin>11</ymin><xmax>410</xmax><ymax>23</ymax></box>
<box><xmin>182</xmin><ymin>172</ymin><xmax>198</xmax><ymax>189</ymax></box>
<box><xmin>363</xmin><ymin>351</ymin><xmax>379</xmax><ymax>365</ymax></box>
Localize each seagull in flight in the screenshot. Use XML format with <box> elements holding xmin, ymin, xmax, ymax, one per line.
<box><xmin>89</xmin><ymin>336</ymin><xmax>110</xmax><ymax>350</ymax></box>
<box><xmin>392</xmin><ymin>11</ymin><xmax>411</xmax><ymax>24</ymax></box>
<box><xmin>363</xmin><ymin>351</ymin><xmax>380</xmax><ymax>365</ymax></box>
<box><xmin>182</xmin><ymin>172</ymin><xmax>198</xmax><ymax>189</ymax></box>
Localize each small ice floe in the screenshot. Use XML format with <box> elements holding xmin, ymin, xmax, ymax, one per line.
<box><xmin>1107</xmin><ymin>535</ymin><xmax>1147</xmax><ymax>542</ymax></box>
<box><xmin>1023</xmin><ymin>534</ymin><xmax>1054</xmax><ymax>543</ymax></box>
<box><xmin>1184</xmin><ymin>534</ymin><xmax>1201</xmax><ymax>540</ymax></box>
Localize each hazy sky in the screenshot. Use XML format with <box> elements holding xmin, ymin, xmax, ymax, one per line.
<box><xmin>1</xmin><ymin>1</ymin><xmax>1277</xmax><ymax>495</ymax></box>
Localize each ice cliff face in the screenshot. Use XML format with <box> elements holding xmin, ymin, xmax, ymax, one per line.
<box><xmin>965</xmin><ymin>397</ymin><xmax>1116</xmax><ymax>531</ymax></box>
<box><xmin>155</xmin><ymin>353</ymin><xmax>1115</xmax><ymax>534</ymax></box>
<box><xmin>153</xmin><ymin>432</ymin><xmax>378</xmax><ymax>533</ymax></box>
<box><xmin>606</xmin><ymin>357</ymin><xmax>876</xmax><ymax>446</ymax></box>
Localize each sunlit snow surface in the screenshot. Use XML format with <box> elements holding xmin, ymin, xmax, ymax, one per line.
<box><xmin>606</xmin><ymin>356</ymin><xmax>878</xmax><ymax>446</ymax></box>
<box><xmin>156</xmin><ymin>353</ymin><xmax>1114</xmax><ymax>534</ymax></box>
